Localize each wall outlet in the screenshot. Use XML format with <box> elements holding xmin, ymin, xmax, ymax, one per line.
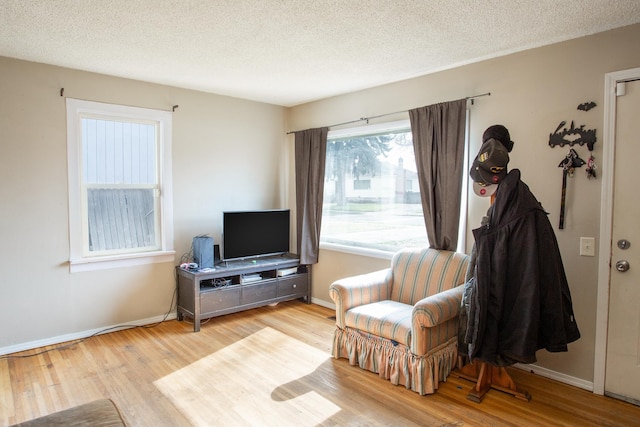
<box><xmin>580</xmin><ymin>237</ymin><xmax>596</xmax><ymax>257</ymax></box>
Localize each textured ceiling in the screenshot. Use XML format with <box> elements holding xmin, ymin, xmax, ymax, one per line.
<box><xmin>2</xmin><ymin>1</ymin><xmax>640</xmax><ymax>107</ymax></box>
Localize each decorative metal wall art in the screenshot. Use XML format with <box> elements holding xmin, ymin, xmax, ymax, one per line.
<box><xmin>549</xmin><ymin>120</ymin><xmax>597</xmax><ymax>151</ymax></box>
<box><xmin>549</xmin><ymin>101</ymin><xmax>598</xmax><ymax>229</ymax></box>
<box><xmin>577</xmin><ymin>101</ymin><xmax>597</xmax><ymax>111</ymax></box>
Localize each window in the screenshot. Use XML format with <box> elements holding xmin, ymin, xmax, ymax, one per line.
<box><xmin>353</xmin><ymin>179</ymin><xmax>371</xmax><ymax>190</ymax></box>
<box><xmin>321</xmin><ymin>120</ymin><xmax>428</xmax><ymax>255</ymax></box>
<box><xmin>66</xmin><ymin>99</ymin><xmax>174</xmax><ymax>272</ymax></box>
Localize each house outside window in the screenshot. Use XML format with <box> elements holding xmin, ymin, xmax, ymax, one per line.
<box><xmin>321</xmin><ymin>120</ymin><xmax>428</xmax><ymax>254</ymax></box>
<box><xmin>66</xmin><ymin>99</ymin><xmax>174</xmax><ymax>272</ymax></box>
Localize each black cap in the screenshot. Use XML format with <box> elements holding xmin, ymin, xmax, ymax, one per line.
<box><xmin>470</xmin><ymin>138</ymin><xmax>510</xmax><ymax>197</ymax></box>
<box><xmin>483</xmin><ymin>124</ymin><xmax>514</xmax><ymax>152</ymax></box>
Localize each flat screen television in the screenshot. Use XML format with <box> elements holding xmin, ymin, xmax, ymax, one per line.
<box><xmin>222</xmin><ymin>209</ymin><xmax>290</xmax><ymax>261</ymax></box>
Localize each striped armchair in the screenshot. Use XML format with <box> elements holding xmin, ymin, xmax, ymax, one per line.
<box><xmin>329</xmin><ymin>248</ymin><xmax>469</xmax><ymax>395</ymax></box>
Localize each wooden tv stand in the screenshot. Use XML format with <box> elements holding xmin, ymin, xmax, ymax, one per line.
<box><xmin>175</xmin><ymin>254</ymin><xmax>310</xmax><ymax>332</ymax></box>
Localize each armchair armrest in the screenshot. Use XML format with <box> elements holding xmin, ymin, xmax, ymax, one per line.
<box><xmin>329</xmin><ymin>268</ymin><xmax>392</xmax><ymax>329</ymax></box>
<box><xmin>412</xmin><ymin>285</ymin><xmax>464</xmax><ymax>328</ymax></box>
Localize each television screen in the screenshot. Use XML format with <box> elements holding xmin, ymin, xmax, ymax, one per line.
<box><xmin>222</xmin><ymin>209</ymin><xmax>290</xmax><ymax>260</ymax></box>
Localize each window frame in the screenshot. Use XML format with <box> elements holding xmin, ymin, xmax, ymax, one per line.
<box><xmin>66</xmin><ymin>98</ymin><xmax>174</xmax><ymax>272</ymax></box>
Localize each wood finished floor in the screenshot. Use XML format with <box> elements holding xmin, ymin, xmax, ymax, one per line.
<box><xmin>1</xmin><ymin>300</ymin><xmax>639</xmax><ymax>426</ymax></box>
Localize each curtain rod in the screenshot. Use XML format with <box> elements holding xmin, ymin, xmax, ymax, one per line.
<box><xmin>286</xmin><ymin>92</ymin><xmax>490</xmax><ymax>135</ymax></box>
<box><xmin>59</xmin><ymin>88</ymin><xmax>179</xmax><ymax>112</ymax></box>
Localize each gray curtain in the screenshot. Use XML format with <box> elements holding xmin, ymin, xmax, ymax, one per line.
<box><xmin>409</xmin><ymin>99</ymin><xmax>467</xmax><ymax>251</ymax></box>
<box><xmin>294</xmin><ymin>127</ymin><xmax>328</xmax><ymax>264</ymax></box>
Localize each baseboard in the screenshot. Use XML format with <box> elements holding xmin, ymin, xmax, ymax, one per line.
<box><xmin>310</xmin><ymin>297</ymin><xmax>335</xmax><ymax>310</ymax></box>
<box><xmin>513</xmin><ymin>363</ymin><xmax>593</xmax><ymax>391</ymax></box>
<box><xmin>0</xmin><ymin>312</ymin><xmax>177</xmax><ymax>356</ymax></box>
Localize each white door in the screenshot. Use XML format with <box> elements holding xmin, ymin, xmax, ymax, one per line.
<box><xmin>605</xmin><ymin>78</ymin><xmax>640</xmax><ymax>404</ymax></box>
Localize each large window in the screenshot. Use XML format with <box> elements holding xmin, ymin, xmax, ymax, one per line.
<box><xmin>66</xmin><ymin>99</ymin><xmax>174</xmax><ymax>272</ymax></box>
<box><xmin>321</xmin><ymin>120</ymin><xmax>428</xmax><ymax>254</ymax></box>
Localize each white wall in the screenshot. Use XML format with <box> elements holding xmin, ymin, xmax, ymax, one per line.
<box><xmin>0</xmin><ymin>57</ymin><xmax>286</xmax><ymax>352</ymax></box>
<box><xmin>287</xmin><ymin>23</ymin><xmax>640</xmax><ymax>384</ymax></box>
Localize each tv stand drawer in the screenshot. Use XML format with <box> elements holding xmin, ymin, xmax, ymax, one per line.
<box><xmin>201</xmin><ymin>287</ymin><xmax>240</xmax><ymax>313</ymax></box>
<box><xmin>241</xmin><ymin>281</ymin><xmax>277</xmax><ymax>305</ymax></box>
<box><xmin>277</xmin><ymin>274</ymin><xmax>309</xmax><ymax>298</ymax></box>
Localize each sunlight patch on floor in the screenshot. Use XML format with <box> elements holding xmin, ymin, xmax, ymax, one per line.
<box><xmin>154</xmin><ymin>327</ymin><xmax>339</xmax><ymax>426</ymax></box>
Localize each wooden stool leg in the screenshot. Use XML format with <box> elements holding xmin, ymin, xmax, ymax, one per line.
<box><xmin>452</xmin><ymin>360</ymin><xmax>532</xmax><ymax>403</ymax></box>
<box><xmin>467</xmin><ymin>362</ymin><xmax>492</xmax><ymax>402</ymax></box>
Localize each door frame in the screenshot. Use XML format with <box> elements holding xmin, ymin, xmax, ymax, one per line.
<box><xmin>593</xmin><ymin>67</ymin><xmax>640</xmax><ymax>395</ymax></box>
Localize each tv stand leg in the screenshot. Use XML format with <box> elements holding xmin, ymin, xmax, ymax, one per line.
<box><xmin>194</xmin><ymin>278</ymin><xmax>201</xmax><ymax>332</ymax></box>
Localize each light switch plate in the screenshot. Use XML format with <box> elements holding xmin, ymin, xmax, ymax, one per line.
<box><xmin>580</xmin><ymin>237</ymin><xmax>595</xmax><ymax>256</ymax></box>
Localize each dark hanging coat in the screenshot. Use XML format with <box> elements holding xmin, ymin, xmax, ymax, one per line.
<box><xmin>464</xmin><ymin>169</ymin><xmax>580</xmax><ymax>366</ymax></box>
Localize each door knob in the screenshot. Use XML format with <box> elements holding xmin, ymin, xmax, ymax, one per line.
<box><xmin>615</xmin><ymin>260</ymin><xmax>630</xmax><ymax>272</ymax></box>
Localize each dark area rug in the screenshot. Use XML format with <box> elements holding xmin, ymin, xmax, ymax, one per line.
<box><xmin>10</xmin><ymin>399</ymin><xmax>127</xmax><ymax>427</ymax></box>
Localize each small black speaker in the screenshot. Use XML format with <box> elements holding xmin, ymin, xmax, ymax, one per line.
<box><xmin>193</xmin><ymin>236</ymin><xmax>214</xmax><ymax>268</ymax></box>
<box><xmin>214</xmin><ymin>244</ymin><xmax>221</xmax><ymax>265</ymax></box>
